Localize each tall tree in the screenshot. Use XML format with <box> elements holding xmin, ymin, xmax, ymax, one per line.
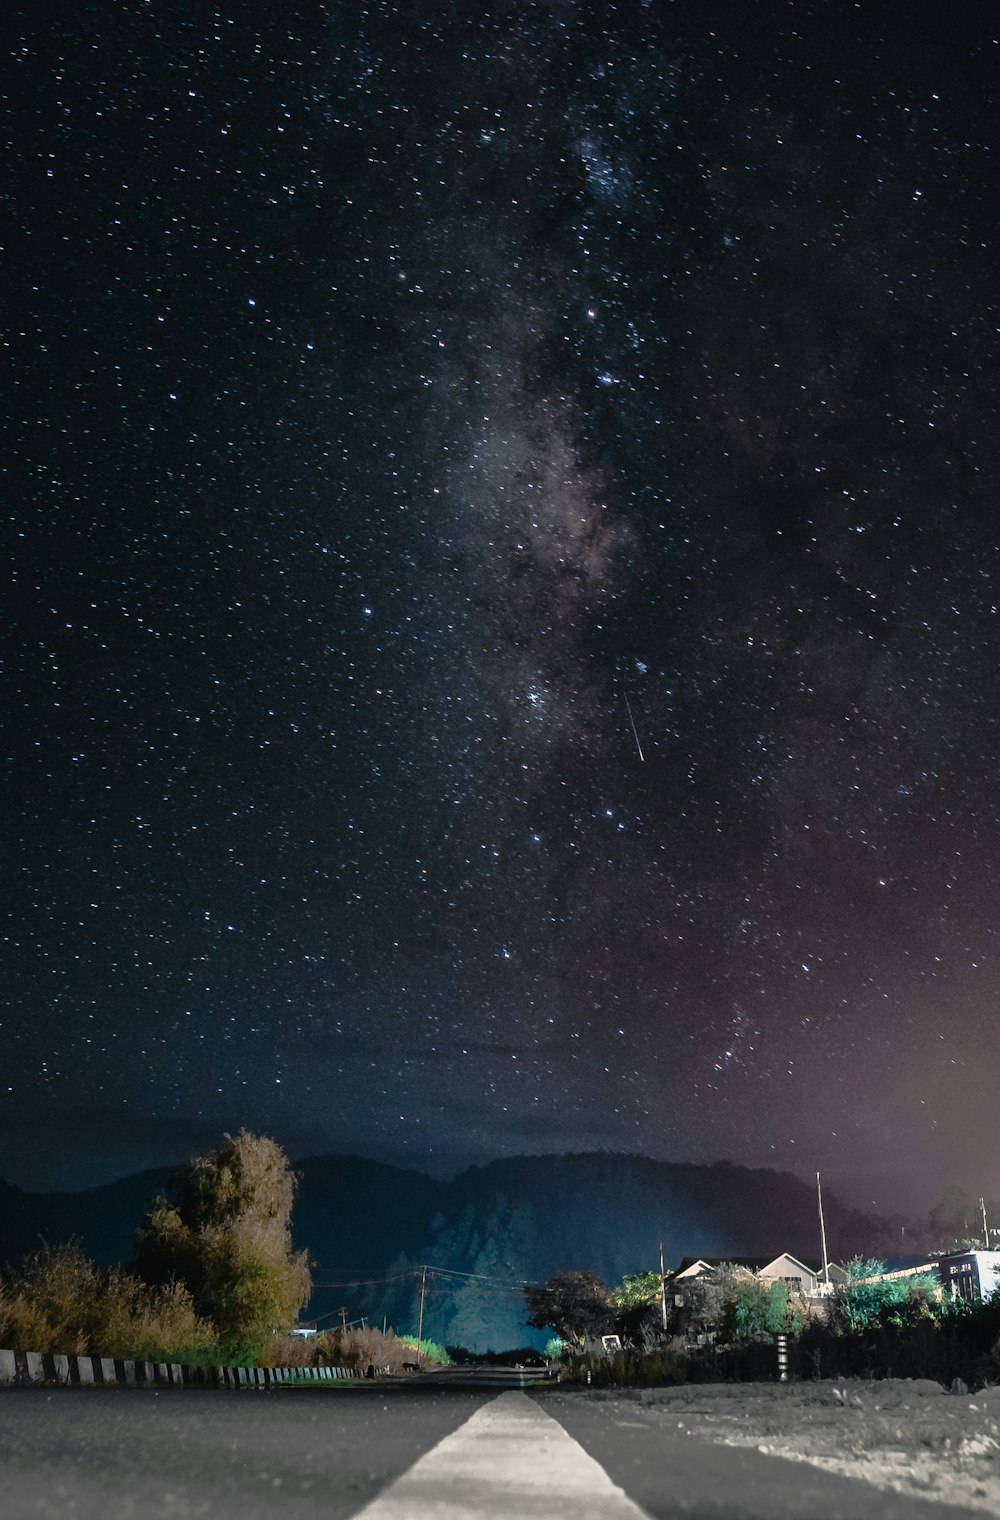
<box><xmin>134</xmin><ymin>1130</ymin><xmax>310</xmax><ymax>1361</ymax></box>
<box><xmin>523</xmin><ymin>1271</ymin><xmax>611</xmax><ymax>1349</ymax></box>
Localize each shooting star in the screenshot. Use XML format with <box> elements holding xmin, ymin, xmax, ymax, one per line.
<box><xmin>623</xmin><ymin>690</ymin><xmax>645</xmax><ymax>762</ymax></box>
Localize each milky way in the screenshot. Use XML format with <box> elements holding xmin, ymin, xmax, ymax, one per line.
<box><xmin>3</xmin><ymin>2</ymin><xmax>999</xmax><ymax>1215</ymax></box>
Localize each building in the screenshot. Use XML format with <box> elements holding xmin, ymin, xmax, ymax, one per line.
<box><xmin>938</xmin><ymin>1251</ymin><xmax>1000</xmax><ymax>1304</ymax></box>
<box><xmin>673</xmin><ymin>1254</ymin><xmax>847</xmax><ymax>1299</ymax></box>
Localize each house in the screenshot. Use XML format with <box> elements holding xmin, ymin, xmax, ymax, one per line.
<box><xmin>673</xmin><ymin>1254</ymin><xmax>847</xmax><ymax>1299</ymax></box>
<box><xmin>757</xmin><ymin>1253</ymin><xmax>848</xmax><ymax>1298</ymax></box>
<box><xmin>674</xmin><ymin>1256</ymin><xmax>767</xmax><ymax>1282</ymax></box>
<box><xmin>938</xmin><ymin>1251</ymin><xmax>1000</xmax><ymax>1303</ymax></box>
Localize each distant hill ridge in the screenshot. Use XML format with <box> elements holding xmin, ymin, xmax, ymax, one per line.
<box><xmin>0</xmin><ymin>1151</ymin><xmax>885</xmax><ymax>1351</ymax></box>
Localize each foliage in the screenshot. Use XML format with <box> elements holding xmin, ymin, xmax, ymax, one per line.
<box><xmin>310</xmin><ymin>1325</ymin><xmax>434</xmax><ymax>1372</ymax></box>
<box><xmin>523</xmin><ymin>1270</ymin><xmax>611</xmax><ymax>1348</ymax></box>
<box><xmin>0</xmin><ymin>1241</ymin><xmax>216</xmax><ymax>1361</ymax></box>
<box><xmin>562</xmin><ymin>1340</ymin><xmax>689</xmax><ymax>1386</ymax></box>
<box><xmin>611</xmin><ymin>1270</ymin><xmax>665</xmax><ymax>1310</ymax></box>
<box><xmin>262</xmin><ymin>1332</ymin><xmax>317</xmax><ymax>1368</ymax></box>
<box><xmin>677</xmin><ymin>1262</ymin><xmax>748</xmax><ymax>1337</ymax></box>
<box><xmin>722</xmin><ymin>1277</ymin><xmax>808</xmax><ymax>1341</ymax></box>
<box><xmin>134</xmin><ymin>1130</ymin><xmax>310</xmax><ymax>1363</ymax></box>
<box><xmin>795</xmin><ymin>1295</ymin><xmax>1000</xmax><ymax>1388</ymax></box>
<box><xmin>544</xmin><ymin>1335</ymin><xmax>568</xmax><ymax>1360</ymax></box>
<box><xmin>396</xmin><ymin>1334</ymin><xmax>453</xmax><ymax>1366</ymax></box>
<box><xmin>829</xmin><ymin>1257</ymin><xmax>941</xmax><ymax>1334</ymax></box>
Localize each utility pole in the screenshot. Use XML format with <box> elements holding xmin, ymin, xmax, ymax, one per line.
<box><xmin>338</xmin><ymin>1305</ymin><xmax>348</xmax><ymax>1332</ymax></box>
<box><xmin>659</xmin><ymin>1241</ymin><xmax>668</xmax><ymax>1330</ymax></box>
<box><xmin>981</xmin><ymin>1198</ymin><xmax>990</xmax><ymax>1250</ymax></box>
<box><xmin>416</xmin><ymin>1264</ymin><xmax>427</xmax><ymax>1363</ymax></box>
<box><xmin>817</xmin><ymin>1172</ymin><xmax>830</xmax><ymax>1284</ymax></box>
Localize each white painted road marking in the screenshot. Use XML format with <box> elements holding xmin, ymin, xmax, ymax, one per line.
<box><xmin>353</xmin><ymin>1389</ymin><xmax>652</xmax><ymax>1519</ymax></box>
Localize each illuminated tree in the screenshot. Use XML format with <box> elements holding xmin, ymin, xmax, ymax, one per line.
<box><xmin>829</xmin><ymin>1257</ymin><xmax>940</xmax><ymax>1333</ymax></box>
<box><xmin>611</xmin><ymin>1269</ymin><xmax>664</xmax><ymax>1310</ymax></box>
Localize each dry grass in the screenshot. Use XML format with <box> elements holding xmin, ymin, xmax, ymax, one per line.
<box><xmin>261</xmin><ymin>1333</ymin><xmax>317</xmax><ymax>1368</ymax></box>
<box><xmin>0</xmin><ymin>1242</ymin><xmax>216</xmax><ymax>1361</ymax></box>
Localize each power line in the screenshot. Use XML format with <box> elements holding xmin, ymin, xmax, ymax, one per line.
<box><xmin>417</xmin><ymin>1264</ymin><xmax>543</xmax><ymax>1287</ymax></box>
<box><xmin>310</xmin><ymin>1270</ymin><xmax>416</xmax><ymax>1289</ymax></box>
<box><xmin>310</xmin><ymin>1264</ymin><xmax>544</xmax><ymax>1291</ymax></box>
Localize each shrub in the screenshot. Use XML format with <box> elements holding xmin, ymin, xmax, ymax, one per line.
<box><xmin>563</xmin><ymin>1339</ymin><xmax>689</xmax><ymax>1386</ymax></box>
<box><xmin>397</xmin><ymin>1334</ymin><xmax>453</xmax><ymax>1367</ymax></box>
<box><xmin>262</xmin><ymin>1333</ymin><xmax>319</xmax><ymax>1368</ymax></box>
<box><xmin>828</xmin><ymin>1258</ymin><xmax>941</xmax><ymax>1334</ymax></box>
<box><xmin>722</xmin><ymin>1278</ymin><xmax>808</xmax><ymax>1341</ymax></box>
<box><xmin>0</xmin><ymin>1242</ymin><xmax>216</xmax><ymax>1361</ymax></box>
<box><xmin>313</xmin><ymin>1326</ymin><xmax>452</xmax><ymax>1373</ymax></box>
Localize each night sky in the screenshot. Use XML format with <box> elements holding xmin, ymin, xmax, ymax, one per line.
<box><xmin>3</xmin><ymin>1</ymin><xmax>999</xmax><ymax>1216</ymax></box>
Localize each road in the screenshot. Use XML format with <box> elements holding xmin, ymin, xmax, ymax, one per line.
<box><xmin>0</xmin><ymin>1384</ymin><xmax>983</xmax><ymax>1520</ymax></box>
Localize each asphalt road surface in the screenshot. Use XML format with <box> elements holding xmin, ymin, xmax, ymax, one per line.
<box><xmin>0</xmin><ymin>1385</ymin><xmax>984</xmax><ymax>1520</ymax></box>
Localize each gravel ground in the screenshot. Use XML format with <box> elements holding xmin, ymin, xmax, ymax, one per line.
<box><xmin>600</xmin><ymin>1380</ymin><xmax>1000</xmax><ymax>1514</ymax></box>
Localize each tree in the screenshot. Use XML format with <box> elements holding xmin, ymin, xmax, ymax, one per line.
<box><xmin>523</xmin><ymin>1271</ymin><xmax>611</xmax><ymax>1349</ymax></box>
<box><xmin>678</xmin><ymin>1263</ymin><xmax>747</xmax><ymax>1339</ymax></box>
<box><xmin>721</xmin><ymin>1277</ymin><xmax>807</xmax><ymax>1341</ymax></box>
<box><xmin>134</xmin><ymin>1130</ymin><xmax>310</xmax><ymax>1362</ymax></box>
<box><xmin>611</xmin><ymin>1270</ymin><xmax>664</xmax><ymax>1310</ymax></box>
<box><xmin>928</xmin><ymin>1186</ymin><xmax>977</xmax><ymax>1252</ymax></box>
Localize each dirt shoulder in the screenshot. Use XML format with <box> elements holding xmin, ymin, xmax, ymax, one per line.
<box><xmin>609</xmin><ymin>1380</ymin><xmax>1000</xmax><ymax>1514</ymax></box>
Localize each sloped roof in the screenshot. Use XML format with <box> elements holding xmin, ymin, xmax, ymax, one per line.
<box><xmin>674</xmin><ymin>1253</ymin><xmax>847</xmax><ymax>1282</ymax></box>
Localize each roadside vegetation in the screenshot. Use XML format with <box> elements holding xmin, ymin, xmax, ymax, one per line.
<box><xmin>313</xmin><ymin>1326</ymin><xmax>452</xmax><ymax>1372</ymax></box>
<box><xmin>526</xmin><ymin>1259</ymin><xmax>1000</xmax><ymax>1390</ymax></box>
<box><xmin>0</xmin><ymin>1131</ymin><xmax>459</xmax><ymax>1372</ymax></box>
<box><xmin>0</xmin><ymin>1130</ymin><xmax>309</xmax><ymax>1367</ymax></box>
<box><xmin>0</xmin><ymin>1241</ymin><xmax>217</xmax><ymax>1363</ymax></box>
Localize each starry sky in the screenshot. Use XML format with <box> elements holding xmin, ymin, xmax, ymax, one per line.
<box><xmin>3</xmin><ymin>0</ymin><xmax>999</xmax><ymax>1215</ymax></box>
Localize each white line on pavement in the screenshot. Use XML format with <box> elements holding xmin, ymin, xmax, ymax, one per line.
<box><xmin>352</xmin><ymin>1389</ymin><xmax>652</xmax><ymax>1519</ymax></box>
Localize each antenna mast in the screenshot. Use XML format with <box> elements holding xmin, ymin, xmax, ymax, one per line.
<box><xmin>817</xmin><ymin>1171</ymin><xmax>830</xmax><ymax>1284</ymax></box>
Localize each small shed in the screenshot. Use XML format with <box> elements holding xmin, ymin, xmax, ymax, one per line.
<box><xmin>938</xmin><ymin>1251</ymin><xmax>1000</xmax><ymax>1303</ymax></box>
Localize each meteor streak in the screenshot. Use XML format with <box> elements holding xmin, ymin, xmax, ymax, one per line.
<box><xmin>623</xmin><ymin>689</ymin><xmax>645</xmax><ymax>762</ymax></box>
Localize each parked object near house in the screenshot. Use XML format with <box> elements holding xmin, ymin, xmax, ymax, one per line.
<box><xmin>938</xmin><ymin>1250</ymin><xmax>1000</xmax><ymax>1303</ymax></box>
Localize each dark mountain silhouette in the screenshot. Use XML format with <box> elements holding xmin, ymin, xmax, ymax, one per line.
<box><xmin>0</xmin><ymin>1170</ymin><xmax>170</xmax><ymax>1268</ymax></box>
<box><xmin>0</xmin><ymin>1151</ymin><xmax>890</xmax><ymax>1350</ymax></box>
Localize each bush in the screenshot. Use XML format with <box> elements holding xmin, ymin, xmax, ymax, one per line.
<box><xmin>722</xmin><ymin>1278</ymin><xmax>808</xmax><ymax>1341</ymax></box>
<box><xmin>0</xmin><ymin>1242</ymin><xmax>216</xmax><ymax>1361</ymax></box>
<box><xmin>795</xmin><ymin>1296</ymin><xmax>1000</xmax><ymax>1388</ymax></box>
<box><xmin>312</xmin><ymin>1326</ymin><xmax>452</xmax><ymax>1373</ymax></box>
<box><xmin>828</xmin><ymin>1258</ymin><xmax>941</xmax><ymax>1334</ymax></box>
<box><xmin>397</xmin><ymin>1334</ymin><xmax>453</xmax><ymax>1367</ymax></box>
<box><xmin>562</xmin><ymin>1339</ymin><xmax>689</xmax><ymax>1387</ymax></box>
<box><xmin>261</xmin><ymin>1333</ymin><xmax>319</xmax><ymax>1368</ymax></box>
